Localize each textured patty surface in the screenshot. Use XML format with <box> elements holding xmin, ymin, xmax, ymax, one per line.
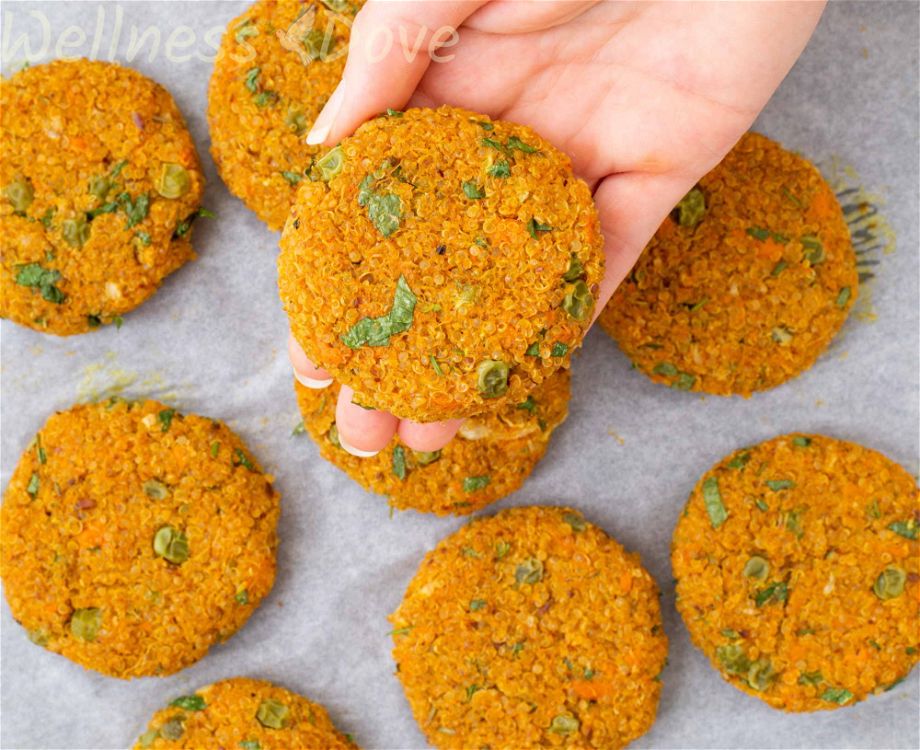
<box><xmin>391</xmin><ymin>506</ymin><xmax>668</xmax><ymax>748</ymax></box>
<box><xmin>279</xmin><ymin>105</ymin><xmax>603</xmax><ymax>421</ymax></box>
<box><xmin>599</xmin><ymin>132</ymin><xmax>857</xmax><ymax>396</ymax></box>
<box><xmin>0</xmin><ymin>400</ymin><xmax>279</xmax><ymax>678</ymax></box>
<box><xmin>1</xmin><ymin>59</ymin><xmax>204</xmax><ymax>334</ymax></box>
<box><xmin>672</xmin><ymin>433</ymin><xmax>918</xmax><ymax>711</ymax></box>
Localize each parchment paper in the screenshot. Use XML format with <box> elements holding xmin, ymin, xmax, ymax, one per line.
<box><xmin>1</xmin><ymin>2</ymin><xmax>918</xmax><ymax>748</ymax></box>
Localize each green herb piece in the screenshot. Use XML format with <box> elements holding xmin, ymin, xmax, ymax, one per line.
<box><xmin>86</xmin><ymin>199</ymin><xmax>119</xmax><ymax>219</ymax></box>
<box><xmin>239</xmin><ymin>741</ymin><xmax>261</xmax><ymax>750</ymax></box>
<box><xmin>792</xmin><ymin>436</ymin><xmax>812</xmax><ymax>448</ymax></box>
<box><xmin>119</xmin><ymin>192</ymin><xmax>149</xmax><ymax>228</ymax></box>
<box><xmin>26</xmin><ymin>473</ymin><xmax>40</xmax><ymax>497</ymax></box>
<box><xmin>716</xmin><ymin>643</ymin><xmax>751</xmax><ymax>675</ymax></box>
<box><xmin>727</xmin><ymin>452</ymin><xmax>751</xmax><ymax>470</ymax></box>
<box><xmin>315</xmin><ymin>145</ymin><xmax>344</xmax><ymax>180</ymax></box>
<box><xmin>475</xmin><ymin>359</ymin><xmax>509</xmax><ymax>399</ymax></box>
<box><xmin>253</xmin><ymin>91</ymin><xmax>278</xmax><ymax>107</ymax></box>
<box><xmin>526</xmin><ymin>217</ymin><xmax>553</xmax><ymax>239</ymax></box>
<box><xmin>771</xmin><ymin>326</ymin><xmax>793</xmax><ymax>345</ymax></box>
<box><xmin>327</xmin><ymin>424</ymin><xmax>341</xmax><ymax>449</ymax></box>
<box><xmin>525</xmin><ymin>341</ymin><xmax>541</xmax><ymax>357</ymax></box>
<box><xmin>562</xmin><ymin>255</ymin><xmax>585</xmax><ymax>283</ymax></box>
<box><xmin>170</xmin><ymin>695</ymin><xmax>206</xmax><ymax>712</ymax></box>
<box><xmin>159</xmin><ymin>718</ymin><xmax>185</xmax><ymax>741</ymax></box>
<box><xmin>135</xmin><ymin>231</ymin><xmax>152</xmax><ymax>246</ymax></box>
<box><xmin>563</xmin><ymin>512</ymin><xmax>586</xmax><ymax>532</ymax></box>
<box><xmin>747</xmin><ymin>659</ymin><xmax>774</xmax><ymax>691</ymax></box>
<box><xmin>70</xmin><ymin>608</ymin><xmax>102</xmax><ymax>642</ymax></box>
<box><xmin>233</xmin><ymin>449</ymin><xmax>255</xmax><ymax>470</ymax></box>
<box><xmin>385</xmin><ymin>108</ymin><xmax>403</xmax><ymax>117</ymax></box>
<box><xmin>653</xmin><ymin>362</ymin><xmax>678</xmax><ymax>377</ymax></box>
<box><xmin>549</xmin><ymin>715</ymin><xmax>579</xmax><ymax>735</ymax></box>
<box><xmin>510</xmin><ymin>641</ymin><xmax>524</xmax><ymax>656</ymax></box>
<box><xmin>158</xmin><ymin>408</ymin><xmax>175</xmax><ymax>432</ymax></box>
<box><xmin>210</xmin><ymin>441</ymin><xmax>220</xmax><ymax>458</ymax></box>
<box><xmin>14</xmin><ymin>263</ymin><xmax>66</xmax><ymax>304</ymax></box>
<box><xmin>515</xmin><ymin>557</ymin><xmax>544</xmax><ymax>585</ymax></box>
<box><xmin>244</xmin><ymin>66</ymin><xmax>261</xmax><ymax>92</ymax></box>
<box><xmin>754</xmin><ymin>581</ymin><xmax>788</xmax><ymax>607</ymax></box>
<box><xmin>461</xmin><ymin>547</ymin><xmax>481</xmax><ymax>558</ymax></box>
<box><xmin>156</xmin><ymin>163</ymin><xmax>191</xmax><ymax>199</ymax></box>
<box><xmin>507</xmin><ymin>136</ymin><xmax>538</xmax><ymax>154</ymax></box>
<box><xmin>798</xmin><ymin>671</ymin><xmax>823</xmax><ymax>686</ymax></box>
<box><xmin>765</xmin><ymin>479</ymin><xmax>795</xmax><ymax>491</ymax></box>
<box><xmin>414</xmin><ymin>449</ymin><xmax>441</xmax><ymax>467</ymax></box>
<box><xmin>495</xmin><ymin>541</ymin><xmax>510</xmax><ymax>559</ymax></box>
<box><xmin>4</xmin><ymin>177</ymin><xmax>34</xmax><ymax>212</ymax></box>
<box><xmin>429</xmin><ymin>354</ymin><xmax>444</xmax><ymax>377</ymax></box>
<box><xmin>392</xmin><ymin>445</ymin><xmax>407</xmax><ymax>480</ymax></box>
<box><xmin>291</xmin><ymin>421</ymin><xmax>306</xmax><ymax>437</ymax></box>
<box><xmin>868</xmin><ymin>639</ymin><xmax>881</xmax><ymax>651</ymax></box>
<box><xmin>342</xmin><ymin>275</ymin><xmax>417</xmax><ymax>348</ymax></box>
<box><xmin>137</xmin><ymin>730</ymin><xmax>159</xmax><ymax>748</ymax></box>
<box><xmin>465</xmin><ymin>684</ymin><xmax>482</xmax><ymax>702</ymax></box>
<box><xmin>35</xmin><ymin>437</ymin><xmax>46</xmax><ymax>465</ymax></box>
<box><xmin>785</xmin><ymin>508</ymin><xmax>806</xmax><ymax>537</ymax></box>
<box><xmin>462</xmin><ymin>180</ymin><xmax>485</xmax><ymax>199</ymax></box>
<box><xmin>113</xmin><ymin>315</ymin><xmax>124</xmax><ymax>329</ymax></box>
<box><xmin>517</xmin><ymin>396</ymin><xmax>537</xmax><ymax>414</ymax></box>
<box><xmin>88</xmin><ymin>175</ymin><xmax>112</xmax><ymax>201</ymax></box>
<box><xmin>235</xmin><ymin>589</ymin><xmax>249</xmax><ymax>605</ymax></box>
<box><xmin>487</xmin><ymin>160</ymin><xmax>510</xmax><ymax>178</ymax></box>
<box><xmin>474</xmin><ymin>120</ymin><xmax>494</xmax><ymax>131</ymax></box>
<box><xmin>800</xmin><ymin>234</ymin><xmax>825</xmax><ymax>264</ymax></box>
<box><xmin>743</xmin><ymin>556</ymin><xmax>770</xmax><ymax>581</ymax></box>
<box><xmin>887</xmin><ymin>519</ymin><xmax>918</xmax><ymax>540</ymax></box>
<box><xmin>284</xmin><ymin>106</ymin><xmax>308</xmax><ymax>135</ymax></box>
<box><xmin>873</xmin><ymin>565</ymin><xmax>906</xmax><ymax>600</ymax></box>
<box><xmin>702</xmin><ymin>476</ymin><xmax>727</xmax><ymax>529</ymax></box>
<box><xmin>463</xmin><ymin>475</ymin><xmax>491</xmax><ymax>493</ymax></box>
<box><xmin>153</xmin><ymin>525</ymin><xmax>189</xmax><ymax>564</ymax></box>
<box><xmin>836</xmin><ymin>287</ymin><xmax>851</xmax><ymax>307</ymax></box>
<box><xmin>820</xmin><ymin>687</ymin><xmax>853</xmax><ymax>705</ymax></box>
<box><xmin>256</xmin><ymin>699</ymin><xmax>289</xmax><ymax>729</ymax></box>
<box><xmin>39</xmin><ymin>207</ymin><xmax>56</xmax><ymax>228</ymax></box>
<box><xmin>672</xmin><ymin>372</ymin><xmax>696</xmax><ymax>391</ymax></box>
<box><xmin>746</xmin><ymin>226</ymin><xmax>771</xmax><ymax>241</ymax></box>
<box><xmin>389</xmin><ymin>626</ymin><xmax>412</xmax><ymax>637</ymax></box>
<box><xmin>770</xmin><ymin>260</ymin><xmax>788</xmax><ymax>277</ymax></box>
<box><xmin>87</xmin><ymin>314</ymin><xmax>102</xmax><ymax>328</ymax></box>
<box><xmin>481</xmin><ymin>137</ymin><xmax>509</xmax><ymax>155</ymax></box>
<box><xmin>278</xmin><ymin>170</ymin><xmax>301</xmax><ymax>186</ymax></box>
<box><xmin>563</xmin><ymin>280</ymin><xmax>592</xmax><ymax>320</ymax></box>
<box><xmin>235</xmin><ymin>18</ymin><xmax>258</xmax><ymax>43</ymax></box>
<box><xmin>908</xmin><ymin>647</ymin><xmax>918</xmax><ymax>655</ymax></box>
<box><xmin>675</xmin><ymin>187</ymin><xmax>705</xmax><ymax>228</ymax></box>
<box><xmin>551</xmin><ymin>342</ymin><xmax>569</xmax><ymax>357</ymax></box>
<box><xmin>143</xmin><ymin>479</ymin><xmax>168</xmax><ymax>500</ymax></box>
<box><xmin>173</xmin><ymin>207</ymin><xmax>215</xmax><ymax>238</ymax></box>
<box><xmin>720</xmin><ymin>628</ymin><xmax>740</xmax><ymax>640</ymax></box>
<box><xmin>469</xmin><ymin>599</ymin><xmax>486</xmax><ymax>611</ymax></box>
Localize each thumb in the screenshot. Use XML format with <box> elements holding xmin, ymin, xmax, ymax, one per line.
<box><xmin>307</xmin><ymin>0</ymin><xmax>488</xmax><ymax>145</ymax></box>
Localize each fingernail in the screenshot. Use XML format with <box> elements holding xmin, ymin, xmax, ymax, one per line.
<box><xmin>306</xmin><ymin>81</ymin><xmax>344</xmax><ymax>145</ymax></box>
<box><xmin>339</xmin><ymin>432</ymin><xmax>380</xmax><ymax>458</ymax></box>
<box><xmin>294</xmin><ymin>370</ymin><xmax>333</xmax><ymax>389</ymax></box>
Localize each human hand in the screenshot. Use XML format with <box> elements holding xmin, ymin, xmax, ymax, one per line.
<box><xmin>289</xmin><ymin>0</ymin><xmax>825</xmax><ymax>456</ymax></box>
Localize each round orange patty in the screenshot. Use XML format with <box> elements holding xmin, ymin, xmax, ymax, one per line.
<box><xmin>279</xmin><ymin>105</ymin><xmax>603</xmax><ymax>421</ymax></box>
<box><xmin>1</xmin><ymin>59</ymin><xmax>205</xmax><ymax>335</ymax></box>
<box><xmin>0</xmin><ymin>400</ymin><xmax>279</xmax><ymax>679</ymax></box>
<box><xmin>208</xmin><ymin>0</ymin><xmax>361</xmax><ymax>230</ymax></box>
<box><xmin>294</xmin><ymin>369</ymin><xmax>569</xmax><ymax>515</ymax></box>
<box><xmin>672</xmin><ymin>433</ymin><xmax>918</xmax><ymax>711</ymax></box>
<box><xmin>134</xmin><ymin>677</ymin><xmax>357</xmax><ymax>749</ymax></box>
<box><xmin>599</xmin><ymin>132</ymin><xmax>857</xmax><ymax>396</ymax></box>
<box><xmin>391</xmin><ymin>506</ymin><xmax>668</xmax><ymax>748</ymax></box>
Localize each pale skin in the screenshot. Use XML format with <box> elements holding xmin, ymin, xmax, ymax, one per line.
<box><xmin>289</xmin><ymin>0</ymin><xmax>826</xmax><ymax>457</ymax></box>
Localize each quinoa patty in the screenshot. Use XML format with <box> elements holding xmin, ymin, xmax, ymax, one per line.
<box><xmin>672</xmin><ymin>434</ymin><xmax>918</xmax><ymax>711</ymax></box>
<box><xmin>391</xmin><ymin>506</ymin><xmax>667</xmax><ymax>748</ymax></box>
<box><xmin>294</xmin><ymin>369</ymin><xmax>570</xmax><ymax>515</ymax></box>
<box><xmin>0</xmin><ymin>400</ymin><xmax>279</xmax><ymax>679</ymax></box>
<box><xmin>279</xmin><ymin>106</ymin><xmax>604</xmax><ymax>422</ymax></box>
<box><xmin>1</xmin><ymin>59</ymin><xmax>205</xmax><ymax>335</ymax></box>
<box><xmin>208</xmin><ymin>0</ymin><xmax>361</xmax><ymax>230</ymax></box>
<box><xmin>599</xmin><ymin>132</ymin><xmax>857</xmax><ymax>396</ymax></box>
<box><xmin>134</xmin><ymin>677</ymin><xmax>357</xmax><ymax>749</ymax></box>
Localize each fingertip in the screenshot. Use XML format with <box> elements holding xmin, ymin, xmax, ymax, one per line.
<box><xmin>288</xmin><ymin>333</ymin><xmax>332</xmax><ymax>384</ymax></box>
<box><xmin>335</xmin><ymin>385</ymin><xmax>398</xmax><ymax>455</ymax></box>
<box><xmin>398</xmin><ymin>418</ymin><xmax>464</xmax><ymax>452</ymax></box>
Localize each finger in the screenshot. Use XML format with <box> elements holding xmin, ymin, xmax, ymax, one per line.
<box><xmin>398</xmin><ymin>418</ymin><xmax>465</xmax><ymax>452</ymax></box>
<box><xmin>335</xmin><ymin>384</ymin><xmax>399</xmax><ymax>457</ymax></box>
<box><xmin>288</xmin><ymin>333</ymin><xmax>333</xmax><ymax>389</ymax></box>
<box><xmin>465</xmin><ymin>0</ymin><xmax>599</xmax><ymax>34</ymax></box>
<box><xmin>307</xmin><ymin>0</ymin><xmax>489</xmax><ymax>145</ymax></box>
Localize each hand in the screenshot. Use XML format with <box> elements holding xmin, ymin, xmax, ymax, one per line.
<box><xmin>289</xmin><ymin>0</ymin><xmax>825</xmax><ymax>456</ymax></box>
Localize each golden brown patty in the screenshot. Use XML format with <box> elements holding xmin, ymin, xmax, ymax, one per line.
<box><xmin>391</xmin><ymin>506</ymin><xmax>668</xmax><ymax>748</ymax></box>
<box><xmin>279</xmin><ymin>105</ymin><xmax>603</xmax><ymax>421</ymax></box>
<box><xmin>1</xmin><ymin>59</ymin><xmax>205</xmax><ymax>335</ymax></box>
<box><xmin>672</xmin><ymin>434</ymin><xmax>918</xmax><ymax>711</ymax></box>
<box><xmin>134</xmin><ymin>677</ymin><xmax>357</xmax><ymax>749</ymax></box>
<box><xmin>294</xmin><ymin>369</ymin><xmax>570</xmax><ymax>515</ymax></box>
<box><xmin>0</xmin><ymin>400</ymin><xmax>279</xmax><ymax>679</ymax></box>
<box><xmin>208</xmin><ymin>0</ymin><xmax>361</xmax><ymax>230</ymax></box>
<box><xmin>599</xmin><ymin>132</ymin><xmax>857</xmax><ymax>396</ymax></box>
